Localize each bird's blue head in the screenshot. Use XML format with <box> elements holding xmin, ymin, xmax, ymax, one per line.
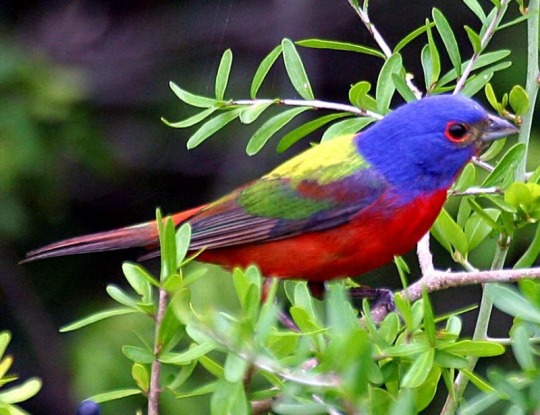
<box><xmin>356</xmin><ymin>94</ymin><xmax>518</xmax><ymax>195</ymax></box>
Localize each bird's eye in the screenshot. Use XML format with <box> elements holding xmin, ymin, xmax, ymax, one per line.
<box><xmin>445</xmin><ymin>121</ymin><xmax>470</xmax><ymax>143</ymax></box>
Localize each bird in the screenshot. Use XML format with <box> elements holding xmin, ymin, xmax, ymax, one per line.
<box><xmin>24</xmin><ymin>95</ymin><xmax>518</xmax><ymax>285</ymax></box>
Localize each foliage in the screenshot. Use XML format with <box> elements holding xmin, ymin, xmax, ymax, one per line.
<box><xmin>47</xmin><ymin>0</ymin><xmax>540</xmax><ymax>414</ymax></box>
<box><xmin>0</xmin><ymin>331</ymin><xmax>41</xmax><ymax>415</ymax></box>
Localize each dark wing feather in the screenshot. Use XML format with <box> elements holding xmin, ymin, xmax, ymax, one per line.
<box><xmin>188</xmin><ymin>167</ymin><xmax>388</xmax><ymax>250</ymax></box>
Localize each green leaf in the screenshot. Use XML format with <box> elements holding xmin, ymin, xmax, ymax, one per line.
<box><xmin>215</xmin><ymin>49</ymin><xmax>232</xmax><ymax>100</ymax></box>
<box><xmin>484</xmin><ymin>83</ymin><xmax>499</xmax><ymax>111</ymax></box>
<box><xmin>486</xmin><ymin>284</ymin><xmax>540</xmax><ymax>323</ymax></box>
<box><xmin>176</xmin><ymin>223</ymin><xmax>192</xmax><ymax>266</ymax></box>
<box><xmin>441</xmin><ymin>340</ymin><xmax>504</xmax><ymax>357</ymax></box>
<box><xmin>0</xmin><ymin>333</ymin><xmax>10</xmax><ymax>359</ymax></box>
<box><xmin>433</xmin><ymin>9</ymin><xmax>461</xmax><ymax>75</ymax></box>
<box><xmin>514</xmin><ymin>223</ymin><xmax>540</xmax><ymax>268</ymax></box>
<box><xmin>434</xmin><ymin>350</ymin><xmax>468</xmax><ymax>368</ymax></box>
<box><xmin>425</xmin><ymin>19</ymin><xmax>441</xmax><ymax>89</ymax></box>
<box><xmin>394</xmin><ymin>293</ymin><xmax>414</xmax><ymax>332</ymax></box>
<box><xmin>460</xmin><ymin>369</ymin><xmax>496</xmax><ymax>394</ymax></box>
<box><xmin>167</xmin><ymin>360</ymin><xmax>197</xmax><ymax>390</ymax></box>
<box><xmin>422</xmin><ymin>290</ymin><xmax>437</xmax><ymax>345</ymax></box>
<box><xmin>431</xmin><ymin>208</ymin><xmax>468</xmax><ymax>255</ymax></box>
<box><xmin>122</xmin><ymin>346</ymin><xmax>154</xmax><ymax>364</ymax></box>
<box><xmin>504</xmin><ymin>182</ymin><xmax>540</xmax><ymax>221</ymax></box>
<box><xmin>211</xmin><ymin>379</ymin><xmax>249</xmax><ymax>415</ymax></box>
<box><xmin>511</xmin><ymin>324</ymin><xmax>535</xmax><ymax>371</ymax></box>
<box><xmin>296</xmin><ymin>38</ymin><xmax>385</xmax><ymax>58</ymax></box>
<box><xmin>464</xmin><ymin>25</ymin><xmax>482</xmax><ymax>54</ymax></box>
<box><xmin>453</xmin><ymin>162</ymin><xmax>476</xmax><ymax>193</ymax></box>
<box><xmin>198</xmin><ymin>355</ymin><xmax>224</xmax><ymax>378</ymax></box>
<box><xmin>376</xmin><ymin>54</ymin><xmax>403</xmax><ymax>113</ymax></box>
<box><xmin>0</xmin><ymin>379</ymin><xmax>41</xmax><ymax>404</ymax></box>
<box><xmin>59</xmin><ymin>307</ymin><xmax>137</xmax><ymax>332</ymax></box>
<box><xmin>187</xmin><ymin>108</ymin><xmax>243</xmax><ymax>149</ymax></box>
<box><xmin>392</xmin><ymin>74</ymin><xmax>418</xmax><ymax>103</ymax></box>
<box><xmin>107</xmin><ymin>284</ymin><xmax>139</xmax><ymax>309</ymax></box>
<box><xmin>246</xmin><ymin>107</ymin><xmax>310</xmax><ymax>155</ymax></box>
<box><xmin>0</xmin><ymin>356</ymin><xmax>13</xmax><ymax>381</ymax></box>
<box><xmin>480</xmin><ymin>137</ymin><xmax>506</xmax><ymax>161</ymax></box>
<box><xmin>131</xmin><ymin>363</ymin><xmax>149</xmax><ymax>393</ymax></box>
<box><xmin>160</xmin><ymin>342</ymin><xmax>217</xmax><ymax>365</ymax></box>
<box><xmin>462</xmin><ymin>72</ymin><xmax>494</xmax><ymax>97</ymax></box>
<box><xmin>239</xmin><ymin>101</ymin><xmax>275</xmax><ymax>124</ymax></box>
<box><xmin>394</xmin><ymin>23</ymin><xmax>435</xmax><ymax>53</ymax></box>
<box><xmin>162</xmin><ymin>107</ymin><xmax>218</xmax><ymax>129</ymax></box>
<box><xmin>169</xmin><ymin>82</ymin><xmax>217</xmax><ymax>108</ymax></box>
<box><xmin>276</xmin><ymin>113</ymin><xmax>351</xmax><ymax>152</ymax></box>
<box><xmin>289</xmin><ymin>306</ymin><xmax>324</xmax><ymax>335</ymax></box>
<box><xmin>158</xmin><ymin>304</ymin><xmax>184</xmax><ymax>350</ymax></box>
<box><xmin>159</xmin><ymin>215</ymin><xmax>177</xmax><ymax>281</ymax></box>
<box><xmin>378</xmin><ymin>312</ymin><xmax>400</xmax><ymax>345</ymax></box>
<box><xmin>326</xmin><ymin>281</ymin><xmax>361</xmax><ymax>336</ymax></box>
<box><xmin>281</xmin><ymin>38</ymin><xmax>314</xmax><ymax>100</ymax></box>
<box><xmin>172</xmin><ymin>380</ymin><xmax>219</xmax><ymax>398</ymax></box>
<box><xmin>482</xmin><ymin>143</ymin><xmax>526</xmax><ymax>187</ymax></box>
<box><xmin>401</xmin><ymin>349</ymin><xmax>434</xmax><ymax>388</ymax></box>
<box><xmin>438</xmin><ymin>50</ymin><xmax>510</xmax><ymax>86</ymax></box>
<box><xmin>349</xmin><ymin>81</ymin><xmax>378</xmax><ymax>112</ymax></box>
<box><xmin>518</xmin><ymin>278</ymin><xmax>540</xmax><ymax>304</ymax></box>
<box><xmin>250</xmin><ymin>45</ymin><xmax>282</xmax><ymax>99</ymax></box>
<box><xmin>497</xmin><ymin>13</ymin><xmax>531</xmax><ymax>31</ymax></box>
<box><xmin>509</xmin><ymin>84</ymin><xmax>530</xmax><ymax>115</ymax></box>
<box><xmin>122</xmin><ymin>263</ymin><xmax>153</xmax><ymax>300</ymax></box>
<box><xmin>416</xmin><ymin>367</ymin><xmax>442</xmax><ymax>412</ymax></box>
<box><xmin>463</xmin><ymin>0</ymin><xmax>487</xmax><ymax>22</ymax></box>
<box><xmin>385</xmin><ymin>342</ymin><xmax>431</xmax><ymax>357</ymax></box>
<box><xmin>464</xmin><ymin>208</ymin><xmax>500</xmax><ymax>250</ymax></box>
<box><xmin>223</xmin><ymin>353</ymin><xmax>248</xmax><ymax>383</ymax></box>
<box><xmin>122</xmin><ymin>262</ymin><xmax>159</xmax><ymax>290</ymax></box>
<box><xmin>88</xmin><ymin>389</ymin><xmax>142</xmax><ymax>403</ymax></box>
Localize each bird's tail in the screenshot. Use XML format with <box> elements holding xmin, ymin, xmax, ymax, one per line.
<box><xmin>22</xmin><ymin>207</ymin><xmax>203</xmax><ymax>263</ymax></box>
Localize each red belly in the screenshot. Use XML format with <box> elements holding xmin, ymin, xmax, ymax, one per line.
<box><xmin>198</xmin><ymin>189</ymin><xmax>447</xmax><ymax>281</ymax></box>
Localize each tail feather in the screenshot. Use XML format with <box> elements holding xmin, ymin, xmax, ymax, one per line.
<box><xmin>22</xmin><ymin>206</ymin><xmax>203</xmax><ymax>263</ymax></box>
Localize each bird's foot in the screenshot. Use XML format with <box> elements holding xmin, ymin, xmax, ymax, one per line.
<box><xmin>348</xmin><ymin>287</ymin><xmax>395</xmax><ymax>313</ymax></box>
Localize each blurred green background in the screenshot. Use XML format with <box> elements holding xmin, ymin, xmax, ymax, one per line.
<box><xmin>0</xmin><ymin>1</ymin><xmax>536</xmax><ymax>414</ymax></box>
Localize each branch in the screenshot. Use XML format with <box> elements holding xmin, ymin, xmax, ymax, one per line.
<box><xmin>346</xmin><ymin>0</ymin><xmax>393</xmax><ymax>58</ymax></box>
<box><xmin>454</xmin><ymin>0</ymin><xmax>511</xmax><ymax>94</ymax></box>
<box><xmin>451</xmin><ymin>186</ymin><xmax>502</xmax><ymax>196</ymax></box>
<box><xmin>148</xmin><ymin>288</ymin><xmax>168</xmax><ymax>415</ymax></box>
<box><xmin>231</xmin><ymin>98</ymin><xmax>383</xmax><ymax>120</ymax></box>
<box><xmin>345</xmin><ymin>0</ymin><xmax>423</xmax><ymax>99</ymax></box>
<box><xmin>371</xmin><ymin>234</ymin><xmax>540</xmax><ymax>323</ymax></box>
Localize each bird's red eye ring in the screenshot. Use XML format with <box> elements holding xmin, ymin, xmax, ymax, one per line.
<box><xmin>445</xmin><ymin>121</ymin><xmax>470</xmax><ymax>143</ymax></box>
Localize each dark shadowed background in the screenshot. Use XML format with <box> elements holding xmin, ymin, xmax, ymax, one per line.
<box><xmin>0</xmin><ymin>1</ymin><xmax>533</xmax><ymax>413</ymax></box>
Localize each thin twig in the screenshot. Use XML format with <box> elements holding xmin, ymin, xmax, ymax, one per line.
<box><xmin>346</xmin><ymin>0</ymin><xmax>423</xmax><ymax>99</ymax></box>
<box><xmin>148</xmin><ymin>288</ymin><xmax>168</xmax><ymax>415</ymax></box>
<box><xmin>346</xmin><ymin>0</ymin><xmax>393</xmax><ymax>58</ymax></box>
<box><xmin>472</xmin><ymin>157</ymin><xmax>495</xmax><ymax>172</ymax></box>
<box><xmin>454</xmin><ymin>1</ymin><xmax>511</xmax><ymax>94</ymax></box>
<box><xmin>451</xmin><ymin>186</ymin><xmax>503</xmax><ymax>196</ymax></box>
<box><xmin>231</xmin><ymin>98</ymin><xmax>383</xmax><ymax>119</ymax></box>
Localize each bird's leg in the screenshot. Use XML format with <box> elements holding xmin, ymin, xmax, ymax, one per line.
<box><xmin>349</xmin><ymin>286</ymin><xmax>395</xmax><ymax>313</ymax></box>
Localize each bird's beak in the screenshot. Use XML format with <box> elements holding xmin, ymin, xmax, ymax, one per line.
<box><xmin>481</xmin><ymin>113</ymin><xmax>519</xmax><ymax>142</ymax></box>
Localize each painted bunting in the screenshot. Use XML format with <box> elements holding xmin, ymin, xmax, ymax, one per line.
<box><xmin>24</xmin><ymin>95</ymin><xmax>517</xmax><ymax>282</ymax></box>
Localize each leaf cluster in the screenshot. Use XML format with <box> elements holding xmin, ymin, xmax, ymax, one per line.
<box><xmin>0</xmin><ymin>332</ymin><xmax>42</xmax><ymax>415</ymax></box>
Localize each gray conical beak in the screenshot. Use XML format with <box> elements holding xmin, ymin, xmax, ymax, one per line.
<box><xmin>481</xmin><ymin>113</ymin><xmax>519</xmax><ymax>142</ymax></box>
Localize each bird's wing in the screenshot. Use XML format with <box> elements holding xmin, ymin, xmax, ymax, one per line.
<box><xmin>188</xmin><ymin>134</ymin><xmax>389</xmax><ymax>250</ymax></box>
